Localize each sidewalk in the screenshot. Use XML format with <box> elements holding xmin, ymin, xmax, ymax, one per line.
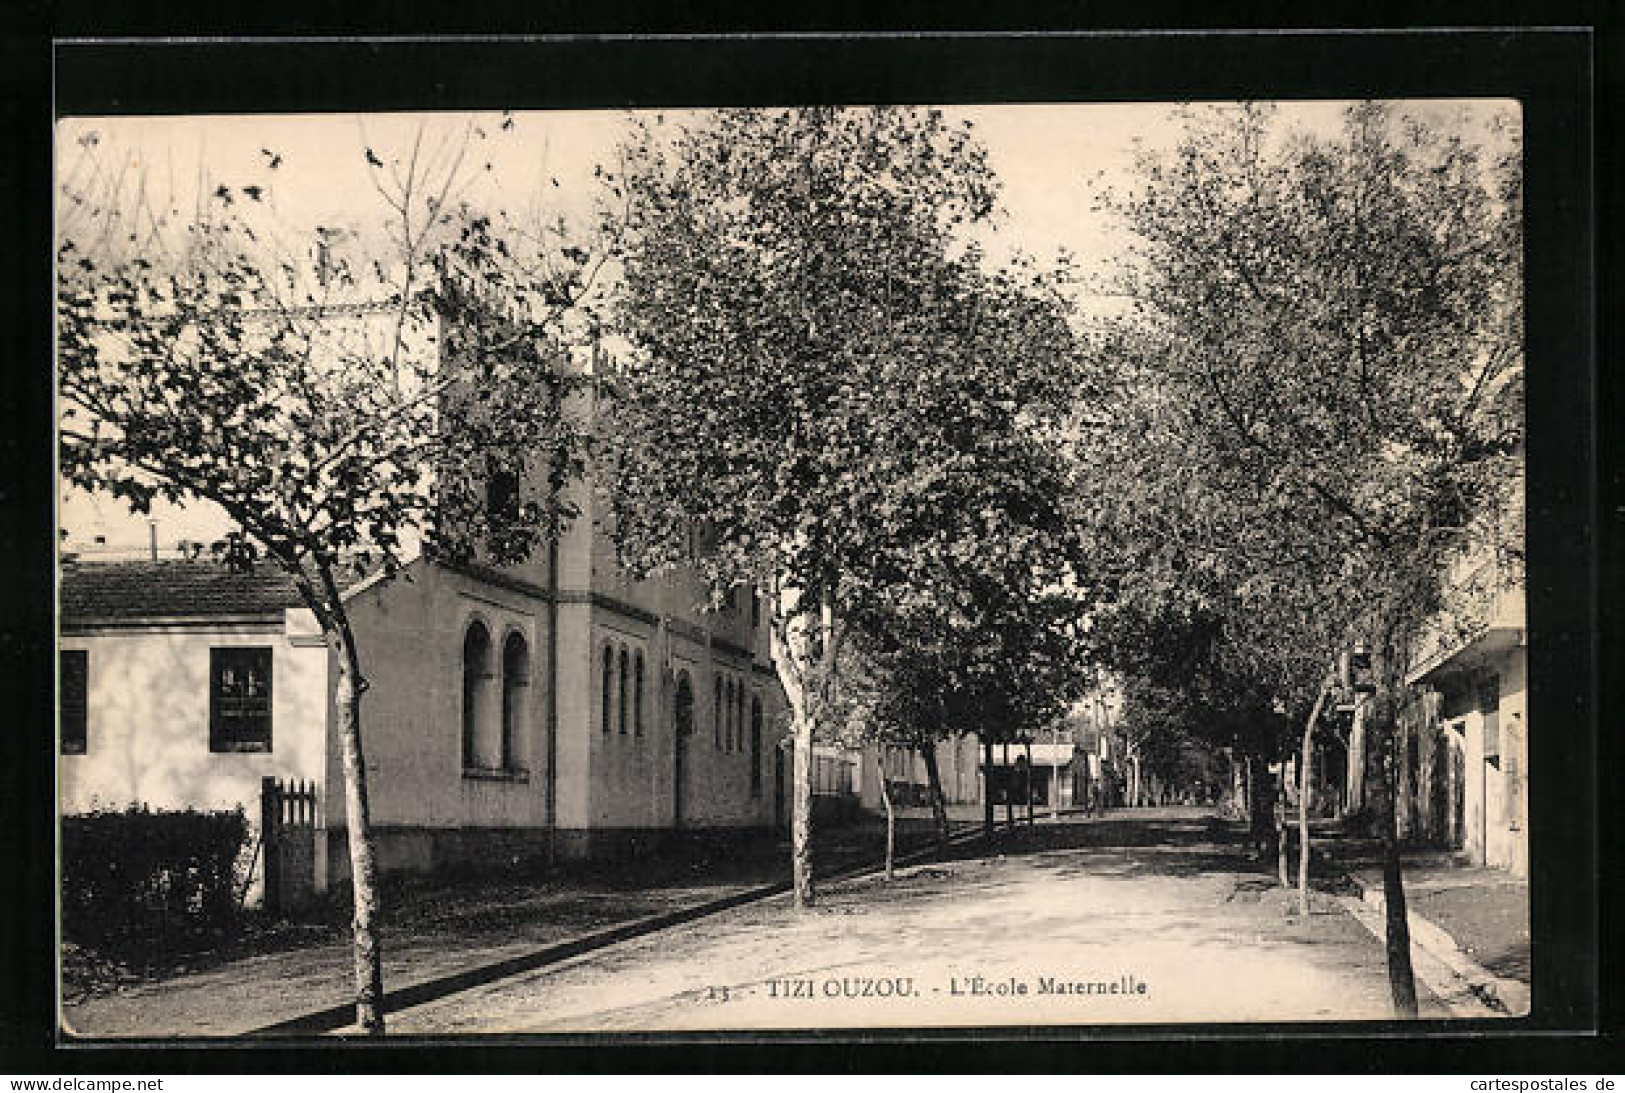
<box><xmin>1335</xmin><ymin>847</ymin><xmax>1530</xmax><ymax>1017</ymax></box>
<box><xmin>61</xmin><ymin>814</ymin><xmax>956</xmax><ymax>1039</ymax></box>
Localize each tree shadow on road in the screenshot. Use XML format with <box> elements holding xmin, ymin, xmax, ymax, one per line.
<box><xmin>928</xmin><ymin>808</ymin><xmax>1368</xmax><ymax>898</ymax></box>
<box><xmin>939</xmin><ymin>810</ymin><xmax>1247</xmax><ymax>871</ymax></box>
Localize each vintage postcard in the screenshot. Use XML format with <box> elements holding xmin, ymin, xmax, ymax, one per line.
<box><xmin>52</xmin><ymin>36</ymin><xmax>1573</xmax><ymax>1041</ymax></box>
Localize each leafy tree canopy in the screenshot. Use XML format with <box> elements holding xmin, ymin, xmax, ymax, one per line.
<box><xmin>1075</xmin><ymin>101</ymin><xmax>1523</xmax><ymax>756</ymax></box>
<box><xmin>58</xmin><ymin>120</ymin><xmax>607</xmax><ymax>613</ymax></box>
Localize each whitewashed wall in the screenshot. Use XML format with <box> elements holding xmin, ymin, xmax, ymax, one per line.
<box><xmin>58</xmin><ymin>618</ymin><xmax>329</xmax><ymax>816</ymax></box>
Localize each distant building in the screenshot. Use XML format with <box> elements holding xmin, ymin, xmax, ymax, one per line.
<box><xmin>981</xmin><ymin>740</ymin><xmax>1078</xmax><ymax>810</ymax></box>
<box><xmin>855</xmin><ymin>734</ymin><xmax>982</xmax><ymax>813</ymax></box>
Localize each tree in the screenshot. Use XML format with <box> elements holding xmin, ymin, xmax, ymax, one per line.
<box><xmin>845</xmin><ymin>525</ymin><xmax>1091</xmax><ymax>851</ymax></box>
<box><xmin>1074</xmin><ymin>337</ymin><xmax>1367</xmax><ymax>850</ymax></box>
<box><xmin>1091</xmin><ymin>101</ymin><xmax>1523</xmax><ymax>1016</ymax></box>
<box><xmin>599</xmin><ymin>106</ymin><xmax>1029</xmax><ymax>907</ymax></box>
<box><xmin>57</xmin><ymin>118</ymin><xmax>605</xmax><ymax>1031</ymax></box>
<box><xmin>1295</xmin><ymin>666</ymin><xmax>1337</xmax><ymax>916</ymax></box>
<box><xmin>834</xmin><ymin>258</ymin><xmax>1093</xmax><ymax>846</ymax></box>
<box><xmin>823</xmin><ymin>646</ymin><xmax>920</xmax><ymax>881</ymax></box>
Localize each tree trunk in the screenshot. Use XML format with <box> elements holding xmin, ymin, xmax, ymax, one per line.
<box><xmin>1299</xmin><ymin>676</ymin><xmax>1333</xmax><ymax>917</ymax></box>
<box><xmin>332</xmin><ymin>631</ymin><xmax>385</xmax><ymax>1034</ymax></box>
<box><xmin>982</xmin><ymin>736</ymin><xmax>995</xmax><ymax>841</ymax></box>
<box><xmin>768</xmin><ymin>581</ymin><xmax>820</xmax><ymax>911</ymax></box>
<box><xmin>1050</xmin><ymin>726</ymin><xmax>1062</xmax><ymax>821</ymax></box>
<box><xmin>876</xmin><ymin>747</ymin><xmax>895</xmax><ymax>882</ymax></box>
<box><xmin>791</xmin><ymin>707</ymin><xmax>815</xmax><ymax>909</ymax></box>
<box><xmin>1275</xmin><ymin>773</ymin><xmax>1290</xmax><ymax>889</ymax></box>
<box><xmin>1371</xmin><ymin>641</ymin><xmax>1419</xmax><ymax>1017</ymax></box>
<box><xmin>919</xmin><ymin>740</ymin><xmax>950</xmax><ymax>851</ymax></box>
<box><xmin>1345</xmin><ymin>698</ymin><xmax>1368</xmax><ymax>816</ymax></box>
<box><xmin>1246</xmin><ymin>752</ymin><xmax>1274</xmax><ymax>860</ymax></box>
<box><xmin>1024</xmin><ymin>740</ymin><xmax>1034</xmax><ymax>828</ymax></box>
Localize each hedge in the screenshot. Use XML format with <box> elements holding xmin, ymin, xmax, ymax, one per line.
<box><xmin>61</xmin><ymin>805</ymin><xmax>251</xmax><ymax>952</ymax></box>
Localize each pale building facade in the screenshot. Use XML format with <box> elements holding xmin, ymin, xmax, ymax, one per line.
<box><xmin>331</xmin><ymin>500</ymin><xmax>790</xmax><ymax>880</ymax></box>
<box><xmin>1402</xmin><ymin>551</ymin><xmax>1528</xmax><ymax>877</ymax></box>
<box><xmin>58</xmin><ymin>510</ymin><xmax>790</xmax><ymax>889</ymax></box>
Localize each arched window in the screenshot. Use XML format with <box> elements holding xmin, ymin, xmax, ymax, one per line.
<box><xmin>601</xmin><ymin>643</ymin><xmax>614</xmax><ymax>735</ymax></box>
<box><xmin>750</xmin><ymin>697</ymin><xmax>763</xmax><ymax>797</ymax></box>
<box><xmin>501</xmin><ymin>632</ymin><xmax>529</xmax><ymax>771</ymax></box>
<box><xmin>675</xmin><ymin>672</ymin><xmax>694</xmax><ymax>738</ymax></box>
<box><xmin>618</xmin><ymin>646</ymin><xmax>629</xmax><ymax>734</ymax></box>
<box><xmin>732</xmin><ymin>680</ymin><xmax>742</xmax><ymax>752</ymax></box>
<box><xmin>728</xmin><ymin>672</ymin><xmax>741</xmax><ymax>750</ymax></box>
<box><xmin>462</xmin><ymin>621</ymin><xmax>493</xmax><ymax>770</ymax></box>
<box><xmin>674</xmin><ymin>672</ymin><xmax>693</xmax><ymax>826</ymax></box>
<box><xmin>633</xmin><ymin>651</ymin><xmax>645</xmax><ymax>736</ymax></box>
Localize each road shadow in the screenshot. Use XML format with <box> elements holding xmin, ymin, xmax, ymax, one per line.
<box><xmin>938</xmin><ymin>809</ymin><xmax>1246</xmax><ymax>872</ymax></box>
<box><xmin>924</xmin><ymin>809</ymin><xmax>1369</xmax><ymax>896</ymax></box>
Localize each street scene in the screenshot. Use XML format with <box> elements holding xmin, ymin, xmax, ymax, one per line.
<box><xmin>55</xmin><ymin>99</ymin><xmax>1528</xmax><ymax>1037</ymax></box>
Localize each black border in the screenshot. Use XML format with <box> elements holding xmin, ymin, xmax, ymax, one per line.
<box><xmin>3</xmin><ymin>22</ymin><xmax>1609</xmax><ymax>1075</ymax></box>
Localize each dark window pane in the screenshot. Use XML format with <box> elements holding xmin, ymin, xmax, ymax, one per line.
<box><xmin>210</xmin><ymin>647</ymin><xmax>273</xmax><ymax>752</ymax></box>
<box><xmin>60</xmin><ymin>650</ymin><xmax>87</xmax><ymax>754</ymax></box>
<box><xmin>602</xmin><ymin>645</ymin><xmax>613</xmax><ymax>734</ymax></box>
<box><xmin>634</xmin><ymin>652</ymin><xmax>645</xmax><ymax>736</ymax></box>
<box><xmin>618</xmin><ymin>647</ymin><xmax>629</xmax><ymax>734</ymax></box>
<box><xmin>463</xmin><ymin>621</ymin><xmax>490</xmax><ymax>769</ymax></box>
<box><xmin>750</xmin><ymin>698</ymin><xmax>762</xmax><ymax>797</ymax></box>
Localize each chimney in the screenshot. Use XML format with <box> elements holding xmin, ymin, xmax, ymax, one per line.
<box><xmin>149</xmin><ymin>520</ymin><xmax>159</xmax><ymax>561</ymax></box>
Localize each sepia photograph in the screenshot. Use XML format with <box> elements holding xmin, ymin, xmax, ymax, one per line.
<box><xmin>47</xmin><ymin>34</ymin><xmax>1581</xmax><ymax>1045</ymax></box>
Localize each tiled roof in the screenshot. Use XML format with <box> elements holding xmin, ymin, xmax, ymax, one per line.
<box><xmin>59</xmin><ymin>559</ymin><xmax>306</xmax><ymax>623</ymax></box>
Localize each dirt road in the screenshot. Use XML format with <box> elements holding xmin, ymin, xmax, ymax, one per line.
<box><xmin>384</xmin><ymin>809</ymin><xmax>1451</xmax><ymax>1032</ymax></box>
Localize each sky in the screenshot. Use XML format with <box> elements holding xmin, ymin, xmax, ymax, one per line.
<box><xmin>55</xmin><ymin>100</ymin><xmax>1513</xmax><ymax>555</ymax></box>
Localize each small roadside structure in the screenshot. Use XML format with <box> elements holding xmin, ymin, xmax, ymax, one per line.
<box><xmin>58</xmin><ymin>558</ymin><xmax>334</xmax><ymax>905</ymax></box>
<box><xmin>982</xmin><ymin>741</ymin><xmax>1079</xmax><ymax>811</ymax></box>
